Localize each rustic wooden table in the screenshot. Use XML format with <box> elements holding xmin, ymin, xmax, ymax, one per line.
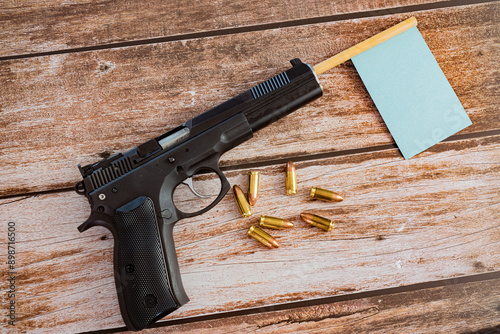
<box><xmin>1</xmin><ymin>1</ymin><xmax>499</xmax><ymax>333</ymax></box>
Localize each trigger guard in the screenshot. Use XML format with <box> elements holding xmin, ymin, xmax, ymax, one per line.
<box><xmin>175</xmin><ymin>161</ymin><xmax>231</xmax><ymax>219</ymax></box>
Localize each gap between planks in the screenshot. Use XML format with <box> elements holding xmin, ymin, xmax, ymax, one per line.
<box><xmin>0</xmin><ymin>0</ymin><xmax>495</xmax><ymax>62</ymax></box>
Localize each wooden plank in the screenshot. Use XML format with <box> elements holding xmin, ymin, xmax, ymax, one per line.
<box><xmin>137</xmin><ymin>277</ymin><xmax>500</xmax><ymax>333</ymax></box>
<box><xmin>0</xmin><ymin>3</ymin><xmax>498</xmax><ymax>197</ymax></box>
<box><xmin>0</xmin><ymin>0</ymin><xmax>445</xmax><ymax>57</ymax></box>
<box><xmin>0</xmin><ymin>134</ymin><xmax>498</xmax><ymax>332</ymax></box>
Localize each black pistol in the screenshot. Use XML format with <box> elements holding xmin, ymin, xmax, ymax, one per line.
<box><xmin>75</xmin><ymin>58</ymin><xmax>322</xmax><ymax>330</ymax></box>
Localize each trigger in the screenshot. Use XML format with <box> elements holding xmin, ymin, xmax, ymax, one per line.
<box><xmin>77</xmin><ymin>212</ymin><xmax>111</xmax><ymax>232</ymax></box>
<box><xmin>78</xmin><ymin>217</ymin><xmax>97</xmax><ymax>232</ymax></box>
<box><xmin>182</xmin><ymin>177</ymin><xmax>211</xmax><ymax>199</ymax></box>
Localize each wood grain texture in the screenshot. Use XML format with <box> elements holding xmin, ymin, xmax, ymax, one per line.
<box><xmin>0</xmin><ymin>134</ymin><xmax>498</xmax><ymax>332</ymax></box>
<box><xmin>0</xmin><ymin>3</ymin><xmax>499</xmax><ymax>197</ymax></box>
<box><xmin>0</xmin><ymin>0</ymin><xmax>446</xmax><ymax>57</ymax></box>
<box><xmin>136</xmin><ymin>278</ymin><xmax>500</xmax><ymax>333</ymax></box>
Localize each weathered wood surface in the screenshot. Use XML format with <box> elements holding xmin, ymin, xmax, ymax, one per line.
<box><xmin>0</xmin><ymin>3</ymin><xmax>499</xmax><ymax>198</ymax></box>
<box><xmin>1</xmin><ymin>0</ymin><xmax>499</xmax><ymax>333</ymax></box>
<box><xmin>0</xmin><ymin>0</ymin><xmax>446</xmax><ymax>57</ymax></box>
<box><xmin>137</xmin><ymin>277</ymin><xmax>500</xmax><ymax>333</ymax></box>
<box><xmin>1</xmin><ymin>134</ymin><xmax>498</xmax><ymax>332</ymax></box>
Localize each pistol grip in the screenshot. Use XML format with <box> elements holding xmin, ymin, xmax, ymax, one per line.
<box><xmin>113</xmin><ymin>196</ymin><xmax>188</xmax><ymax>330</ymax></box>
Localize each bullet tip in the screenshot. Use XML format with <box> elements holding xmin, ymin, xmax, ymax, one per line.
<box><xmin>300</xmin><ymin>213</ymin><xmax>313</xmax><ymax>223</ymax></box>
<box><xmin>270</xmin><ymin>238</ymin><xmax>280</xmax><ymax>248</ymax></box>
<box><xmin>248</xmin><ymin>193</ymin><xmax>257</xmax><ymax>206</ymax></box>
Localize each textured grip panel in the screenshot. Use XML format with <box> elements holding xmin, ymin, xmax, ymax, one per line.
<box><xmin>114</xmin><ymin>196</ymin><xmax>179</xmax><ymax>330</ymax></box>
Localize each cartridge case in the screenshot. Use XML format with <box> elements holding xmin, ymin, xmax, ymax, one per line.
<box><xmin>300</xmin><ymin>213</ymin><xmax>334</xmax><ymax>231</ymax></box>
<box><xmin>285</xmin><ymin>161</ymin><xmax>297</xmax><ymax>195</ymax></box>
<box><xmin>233</xmin><ymin>185</ymin><xmax>252</xmax><ymax>217</ymax></box>
<box><xmin>310</xmin><ymin>186</ymin><xmax>343</xmax><ymax>202</ymax></box>
<box><xmin>259</xmin><ymin>215</ymin><xmax>294</xmax><ymax>229</ymax></box>
<box><xmin>247</xmin><ymin>225</ymin><xmax>279</xmax><ymax>248</ymax></box>
<box><xmin>247</xmin><ymin>171</ymin><xmax>260</xmax><ymax>206</ymax></box>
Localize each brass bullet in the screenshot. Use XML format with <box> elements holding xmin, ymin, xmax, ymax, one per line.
<box><xmin>247</xmin><ymin>225</ymin><xmax>279</xmax><ymax>248</ymax></box>
<box><xmin>259</xmin><ymin>215</ymin><xmax>294</xmax><ymax>229</ymax></box>
<box><xmin>300</xmin><ymin>213</ymin><xmax>335</xmax><ymax>231</ymax></box>
<box><xmin>233</xmin><ymin>185</ymin><xmax>252</xmax><ymax>217</ymax></box>
<box><xmin>247</xmin><ymin>171</ymin><xmax>260</xmax><ymax>206</ymax></box>
<box><xmin>285</xmin><ymin>161</ymin><xmax>297</xmax><ymax>195</ymax></box>
<box><xmin>310</xmin><ymin>186</ymin><xmax>343</xmax><ymax>202</ymax></box>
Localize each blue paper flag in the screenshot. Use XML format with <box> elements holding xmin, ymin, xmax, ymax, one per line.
<box><xmin>351</xmin><ymin>26</ymin><xmax>472</xmax><ymax>159</ymax></box>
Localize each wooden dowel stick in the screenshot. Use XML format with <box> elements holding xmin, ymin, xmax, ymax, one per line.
<box><xmin>313</xmin><ymin>17</ymin><xmax>418</xmax><ymax>75</ymax></box>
